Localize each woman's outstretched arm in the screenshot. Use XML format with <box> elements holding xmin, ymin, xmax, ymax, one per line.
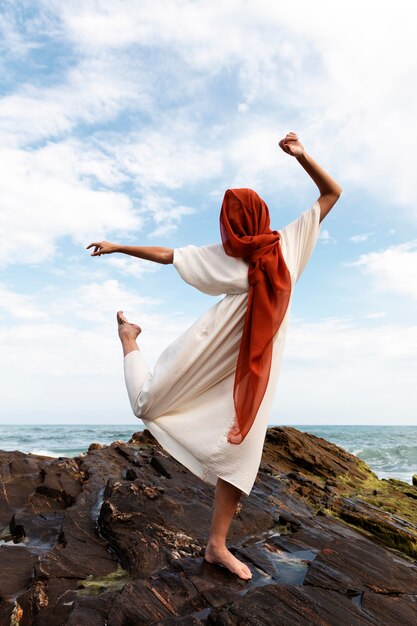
<box><xmin>278</xmin><ymin>131</ymin><xmax>342</xmax><ymax>223</ymax></box>
<box><xmin>86</xmin><ymin>241</ymin><xmax>174</xmax><ymax>264</ymax></box>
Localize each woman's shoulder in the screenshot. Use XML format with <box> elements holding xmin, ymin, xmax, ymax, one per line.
<box><xmin>173</xmin><ymin>242</ymin><xmax>249</xmax><ymax>295</ymax></box>
<box><xmin>179</xmin><ymin>242</ymin><xmax>248</xmax><ymax>266</ymax></box>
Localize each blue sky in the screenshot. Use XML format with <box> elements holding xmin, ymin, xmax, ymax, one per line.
<box><xmin>0</xmin><ymin>1</ymin><xmax>416</xmax><ymax>425</ymax></box>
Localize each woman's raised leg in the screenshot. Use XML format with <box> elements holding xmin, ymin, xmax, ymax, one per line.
<box><xmin>204</xmin><ymin>477</ymin><xmax>252</xmax><ymax>580</ymax></box>
<box><xmin>117</xmin><ymin>311</ymin><xmax>152</xmax><ymax>415</ymax></box>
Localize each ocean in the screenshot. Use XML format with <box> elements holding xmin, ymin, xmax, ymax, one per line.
<box><xmin>0</xmin><ymin>424</ymin><xmax>416</xmax><ymax>486</ymax></box>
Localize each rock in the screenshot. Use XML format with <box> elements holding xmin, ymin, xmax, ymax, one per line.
<box><xmin>0</xmin><ymin>546</ymin><xmax>36</xmax><ymax>597</ymax></box>
<box><xmin>1</xmin><ymin>426</ymin><xmax>417</xmax><ymax>624</ymax></box>
<box><xmin>412</xmin><ymin>473</ymin><xmax>417</xmax><ymax>486</ymax></box>
<box><xmin>88</xmin><ymin>443</ymin><xmax>105</xmax><ymax>451</ymax></box>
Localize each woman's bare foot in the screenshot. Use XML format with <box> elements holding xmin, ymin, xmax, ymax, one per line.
<box><xmin>117</xmin><ymin>311</ymin><xmax>142</xmax><ymax>340</ymax></box>
<box><xmin>117</xmin><ymin>311</ymin><xmax>141</xmax><ymax>356</ymax></box>
<box><xmin>204</xmin><ymin>543</ymin><xmax>252</xmax><ymax>580</ymax></box>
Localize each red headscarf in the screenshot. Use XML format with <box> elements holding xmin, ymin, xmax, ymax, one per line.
<box><xmin>220</xmin><ymin>188</ymin><xmax>292</xmax><ymax>444</ymax></box>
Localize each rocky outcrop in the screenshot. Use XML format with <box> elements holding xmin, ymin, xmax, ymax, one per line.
<box><xmin>1</xmin><ymin>426</ymin><xmax>417</xmax><ymax>625</ymax></box>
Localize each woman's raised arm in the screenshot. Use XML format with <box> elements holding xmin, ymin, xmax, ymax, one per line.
<box><xmin>86</xmin><ymin>241</ymin><xmax>174</xmax><ymax>264</ymax></box>
<box><xmin>278</xmin><ymin>131</ymin><xmax>342</xmax><ymax>223</ymax></box>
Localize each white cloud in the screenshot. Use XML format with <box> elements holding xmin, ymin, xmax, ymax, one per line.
<box><xmin>362</xmin><ymin>311</ymin><xmax>386</xmax><ymax>320</ymax></box>
<box><xmin>319</xmin><ymin>229</ymin><xmax>336</xmax><ymax>244</ymax></box>
<box><xmin>0</xmin><ymin>278</ymin><xmax>195</xmax><ymax>422</ymax></box>
<box><xmin>2</xmin><ymin>0</ymin><xmax>416</xmax><ymax>273</ymax></box>
<box><xmin>109</xmin><ymin>129</ymin><xmax>223</xmax><ymax>191</ymax></box>
<box><xmin>0</xmin><ymin>55</ymin><xmax>149</xmax><ymax>147</ymax></box>
<box><xmin>0</xmin><ymin>1</ymin><xmax>414</xmax><ymax>205</ymax></box>
<box><xmin>0</xmin><ymin>9</ymin><xmax>38</xmax><ymax>63</ymax></box>
<box><xmin>275</xmin><ymin>317</ymin><xmax>417</xmax><ymax>424</ymax></box>
<box><xmin>349</xmin><ymin>240</ymin><xmax>417</xmax><ymax>302</ymax></box>
<box><xmin>0</xmin><ymin>143</ymin><xmax>140</xmax><ymax>266</ymax></box>
<box><xmin>31</xmin><ymin>0</ymin><xmax>417</xmax><ymax>218</ymax></box>
<box><xmin>106</xmin><ymin>256</ymin><xmax>160</xmax><ymax>279</ymax></box>
<box><xmin>350</xmin><ymin>232</ymin><xmax>372</xmax><ymax>243</ymax></box>
<box><xmin>0</xmin><ymin>285</ymin><xmax>48</xmax><ymax>320</ymax></box>
<box><xmin>142</xmin><ymin>194</ymin><xmax>196</xmax><ymax>239</ymax></box>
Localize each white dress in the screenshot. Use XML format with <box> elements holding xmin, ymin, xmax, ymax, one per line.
<box><xmin>124</xmin><ymin>200</ymin><xmax>321</xmax><ymax>495</ymax></box>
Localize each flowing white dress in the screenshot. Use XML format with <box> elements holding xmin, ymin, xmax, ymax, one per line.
<box><xmin>124</xmin><ymin>200</ymin><xmax>321</xmax><ymax>495</ymax></box>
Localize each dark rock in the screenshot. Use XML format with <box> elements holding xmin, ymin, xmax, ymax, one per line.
<box><xmin>9</xmin><ymin>513</ymin><xmax>26</xmax><ymax>542</ymax></box>
<box><xmin>1</xmin><ymin>426</ymin><xmax>417</xmax><ymax>624</ymax></box>
<box><xmin>35</xmin><ymin>457</ymin><xmax>83</xmax><ymax>507</ymax></box>
<box><xmin>150</xmin><ymin>454</ymin><xmax>172</xmax><ymax>478</ymax></box>
<box><xmin>0</xmin><ymin>545</ymin><xmax>36</xmax><ymax>597</ymax></box>
<box><xmin>125</xmin><ymin>467</ymin><xmax>138</xmax><ymax>480</ymax></box>
<box><xmin>128</xmin><ymin>429</ymin><xmax>158</xmax><ymax>445</ymax></box>
<box><xmin>208</xmin><ymin>584</ymin><xmax>375</xmax><ymax>625</ymax></box>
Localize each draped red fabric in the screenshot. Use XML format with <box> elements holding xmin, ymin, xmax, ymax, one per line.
<box><xmin>219</xmin><ymin>188</ymin><xmax>292</xmax><ymax>444</ymax></box>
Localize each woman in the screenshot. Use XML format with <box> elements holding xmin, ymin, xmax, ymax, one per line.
<box><xmin>87</xmin><ymin>132</ymin><xmax>342</xmax><ymax>580</ymax></box>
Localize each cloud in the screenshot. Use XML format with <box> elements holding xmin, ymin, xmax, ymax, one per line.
<box><xmin>0</xmin><ymin>7</ymin><xmax>39</xmax><ymax>64</ymax></box>
<box><xmin>0</xmin><ymin>54</ymin><xmax>149</xmax><ymax>147</ymax></box>
<box><xmin>362</xmin><ymin>311</ymin><xmax>386</xmax><ymax>320</ymax></box>
<box><xmin>33</xmin><ymin>0</ymin><xmax>416</xmax><ymax>218</ymax></box>
<box><xmin>0</xmin><ymin>278</ymin><xmax>195</xmax><ymax>421</ymax></box>
<box><xmin>2</xmin><ymin>0</ymin><xmax>416</xmax><ymax>274</ymax></box>
<box><xmin>1</xmin><ymin>1</ymin><xmax>414</xmax><ymax>205</ymax></box>
<box><xmin>108</xmin><ymin>129</ymin><xmax>223</xmax><ymax>191</ymax></box>
<box><xmin>349</xmin><ymin>240</ymin><xmax>417</xmax><ymax>302</ymax></box>
<box><xmin>274</xmin><ymin>316</ymin><xmax>417</xmax><ymax>424</ymax></box>
<box><xmin>0</xmin><ymin>143</ymin><xmax>140</xmax><ymax>266</ymax></box>
<box><xmin>319</xmin><ymin>229</ymin><xmax>336</xmax><ymax>244</ymax></box>
<box><xmin>0</xmin><ymin>285</ymin><xmax>48</xmax><ymax>320</ymax></box>
<box><xmin>350</xmin><ymin>232</ymin><xmax>373</xmax><ymax>243</ymax></box>
<box><xmin>105</xmin><ymin>256</ymin><xmax>161</xmax><ymax>279</ymax></box>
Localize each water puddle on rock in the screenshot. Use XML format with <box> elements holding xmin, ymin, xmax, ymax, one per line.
<box><xmin>91</xmin><ymin>487</ymin><xmax>105</xmax><ymax>524</ymax></box>
<box><xmin>235</xmin><ymin>531</ymin><xmax>319</xmax><ymax>591</ymax></box>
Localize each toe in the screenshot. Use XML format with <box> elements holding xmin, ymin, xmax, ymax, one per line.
<box><xmin>117</xmin><ymin>311</ymin><xmax>128</xmax><ymax>325</ymax></box>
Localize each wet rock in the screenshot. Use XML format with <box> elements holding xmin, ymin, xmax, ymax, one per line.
<box><xmin>208</xmin><ymin>584</ymin><xmax>375</xmax><ymax>625</ymax></box>
<box><xmin>1</xmin><ymin>426</ymin><xmax>417</xmax><ymax>624</ymax></box>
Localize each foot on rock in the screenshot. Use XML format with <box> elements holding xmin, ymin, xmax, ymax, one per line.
<box><xmin>116</xmin><ymin>310</ymin><xmax>142</xmax><ymax>340</ymax></box>
<box><xmin>204</xmin><ymin>544</ymin><xmax>252</xmax><ymax>580</ymax></box>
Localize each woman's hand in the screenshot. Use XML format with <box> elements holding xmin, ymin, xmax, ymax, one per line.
<box><xmin>278</xmin><ymin>132</ymin><xmax>305</xmax><ymax>157</ymax></box>
<box><xmin>86</xmin><ymin>240</ymin><xmax>118</xmax><ymax>256</ymax></box>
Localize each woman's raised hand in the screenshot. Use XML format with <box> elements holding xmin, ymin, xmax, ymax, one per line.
<box><xmin>86</xmin><ymin>240</ymin><xmax>118</xmax><ymax>256</ymax></box>
<box><xmin>278</xmin><ymin>132</ymin><xmax>305</xmax><ymax>157</ymax></box>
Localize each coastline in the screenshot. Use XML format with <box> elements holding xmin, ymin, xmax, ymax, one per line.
<box><xmin>1</xmin><ymin>423</ymin><xmax>416</xmax><ymax>485</ymax></box>
<box><xmin>1</xmin><ymin>425</ymin><xmax>417</xmax><ymax>623</ymax></box>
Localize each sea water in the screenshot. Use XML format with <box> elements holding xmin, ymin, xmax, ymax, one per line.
<box><xmin>0</xmin><ymin>423</ymin><xmax>416</xmax><ymax>486</ymax></box>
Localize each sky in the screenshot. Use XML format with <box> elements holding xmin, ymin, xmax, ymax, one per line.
<box><xmin>0</xmin><ymin>0</ymin><xmax>416</xmax><ymax>426</ymax></box>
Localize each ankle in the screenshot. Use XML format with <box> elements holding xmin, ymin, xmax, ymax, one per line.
<box><xmin>122</xmin><ymin>341</ymin><xmax>139</xmax><ymax>357</ymax></box>
<box><xmin>206</xmin><ymin>538</ymin><xmax>226</xmax><ymax>551</ymax></box>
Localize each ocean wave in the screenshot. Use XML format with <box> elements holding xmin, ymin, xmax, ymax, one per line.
<box><xmin>28</xmin><ymin>449</ymin><xmax>60</xmax><ymax>458</ymax></box>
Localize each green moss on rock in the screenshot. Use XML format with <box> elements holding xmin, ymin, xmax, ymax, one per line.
<box><xmin>77</xmin><ymin>564</ymin><xmax>132</xmax><ymax>596</ymax></box>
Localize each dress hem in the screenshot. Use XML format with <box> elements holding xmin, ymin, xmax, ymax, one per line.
<box><xmin>141</xmin><ymin>419</ymin><xmax>253</xmax><ymax>496</ymax></box>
